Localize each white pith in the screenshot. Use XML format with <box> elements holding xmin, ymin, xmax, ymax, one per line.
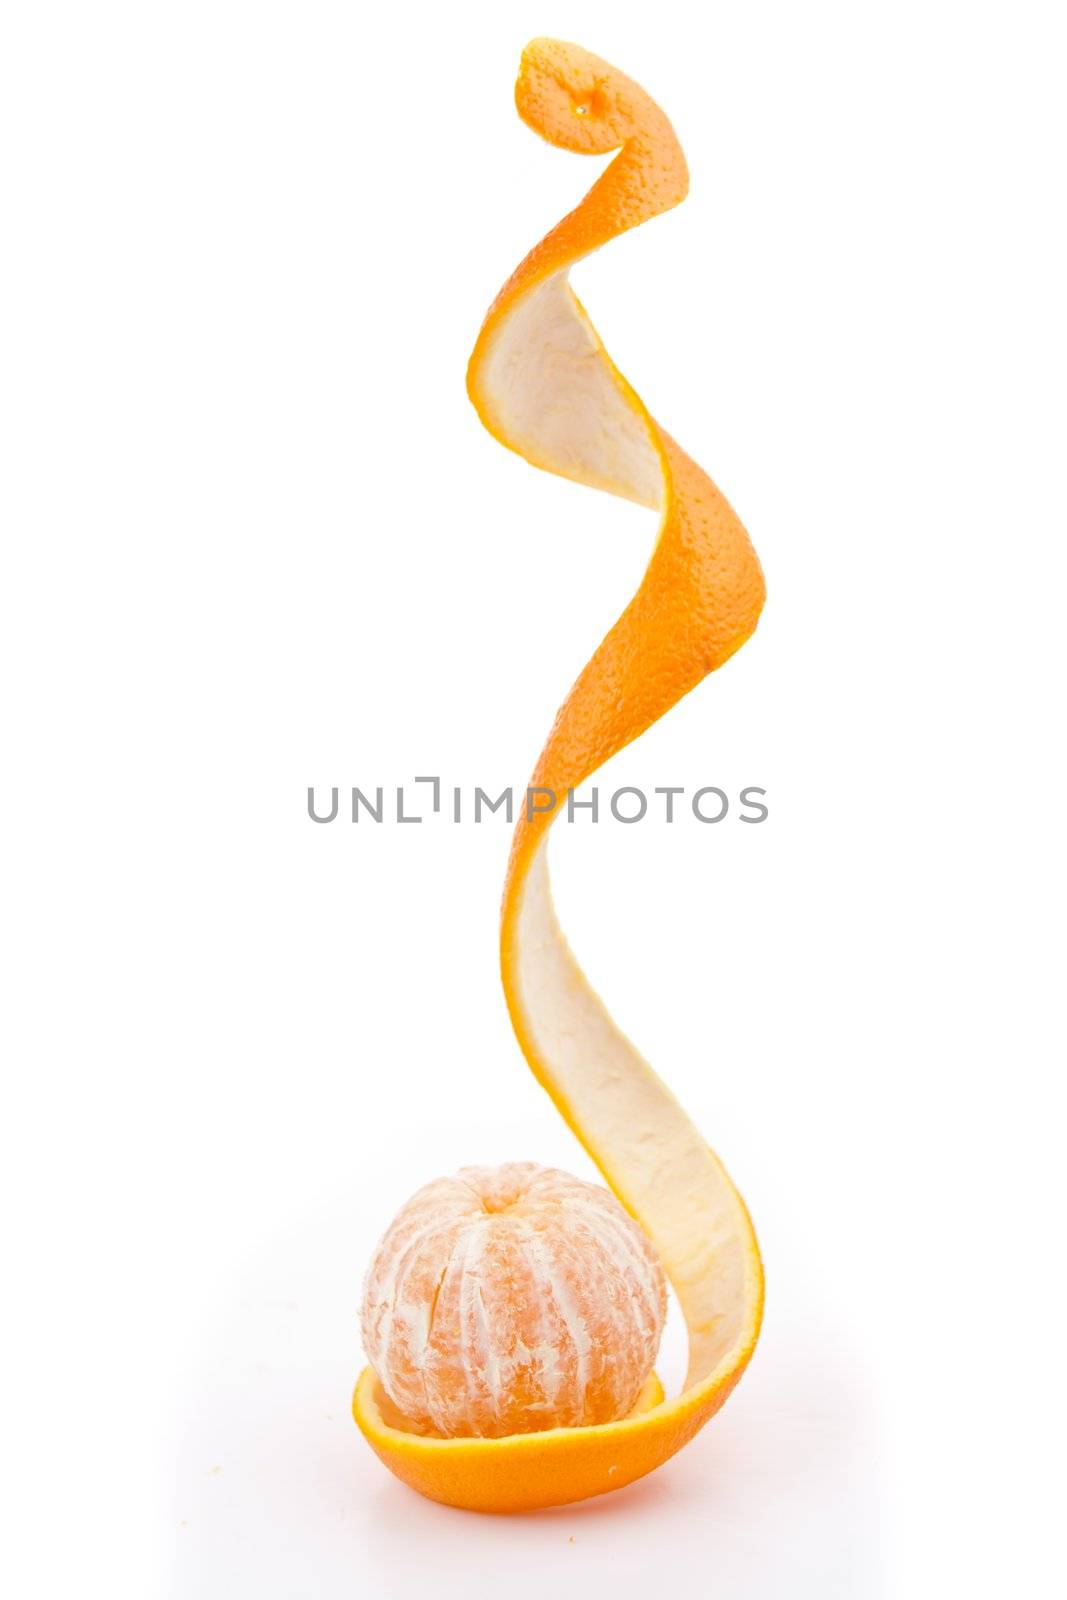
<box><xmin>478</xmin><ymin>272</ymin><xmax>662</xmax><ymax>508</ymax></box>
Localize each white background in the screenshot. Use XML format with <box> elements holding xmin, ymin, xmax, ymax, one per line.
<box><xmin>2</xmin><ymin>2</ymin><xmax>1064</xmax><ymax>1596</ymax></box>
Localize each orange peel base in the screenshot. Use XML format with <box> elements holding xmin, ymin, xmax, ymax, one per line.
<box><xmin>353</xmin><ymin>38</ymin><xmax>766</xmax><ymax>1514</ymax></box>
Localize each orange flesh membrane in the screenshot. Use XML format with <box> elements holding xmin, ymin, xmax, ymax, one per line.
<box><xmin>353</xmin><ymin>38</ymin><xmax>766</xmax><ymax>1513</ymax></box>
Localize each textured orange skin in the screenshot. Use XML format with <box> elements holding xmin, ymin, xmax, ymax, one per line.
<box><xmin>353</xmin><ymin>39</ymin><xmax>765</xmax><ymax>1512</ymax></box>
<box><xmin>356</xmin><ymin>1369</ymin><xmax>683</xmax><ymax>1516</ymax></box>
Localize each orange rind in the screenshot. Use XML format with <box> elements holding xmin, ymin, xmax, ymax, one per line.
<box><xmin>353</xmin><ymin>38</ymin><xmax>766</xmax><ymax>1513</ymax></box>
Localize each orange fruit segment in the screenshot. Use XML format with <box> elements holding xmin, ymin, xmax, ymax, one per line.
<box><xmin>353</xmin><ymin>37</ymin><xmax>766</xmax><ymax>1512</ymax></box>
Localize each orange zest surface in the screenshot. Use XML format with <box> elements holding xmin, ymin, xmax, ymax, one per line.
<box><xmin>353</xmin><ymin>37</ymin><xmax>766</xmax><ymax>1513</ymax></box>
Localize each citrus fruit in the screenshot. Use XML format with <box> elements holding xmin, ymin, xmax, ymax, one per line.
<box><xmin>353</xmin><ymin>38</ymin><xmax>766</xmax><ymax>1512</ymax></box>
<box><xmin>360</xmin><ymin>1163</ymin><xmax>667</xmax><ymax>1439</ymax></box>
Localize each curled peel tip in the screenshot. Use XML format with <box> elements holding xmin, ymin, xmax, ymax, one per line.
<box><xmin>515</xmin><ymin>37</ymin><xmax>661</xmax><ymax>155</ymax></box>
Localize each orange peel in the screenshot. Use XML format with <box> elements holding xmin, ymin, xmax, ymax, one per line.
<box><xmin>353</xmin><ymin>37</ymin><xmax>766</xmax><ymax>1513</ymax></box>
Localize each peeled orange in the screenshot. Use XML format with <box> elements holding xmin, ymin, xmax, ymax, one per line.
<box><xmin>361</xmin><ymin>1163</ymin><xmax>666</xmax><ymax>1439</ymax></box>
<box><xmin>353</xmin><ymin>38</ymin><xmax>766</xmax><ymax>1513</ymax></box>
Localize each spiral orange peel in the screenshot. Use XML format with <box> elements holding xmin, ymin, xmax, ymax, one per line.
<box><xmin>353</xmin><ymin>37</ymin><xmax>766</xmax><ymax>1513</ymax></box>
